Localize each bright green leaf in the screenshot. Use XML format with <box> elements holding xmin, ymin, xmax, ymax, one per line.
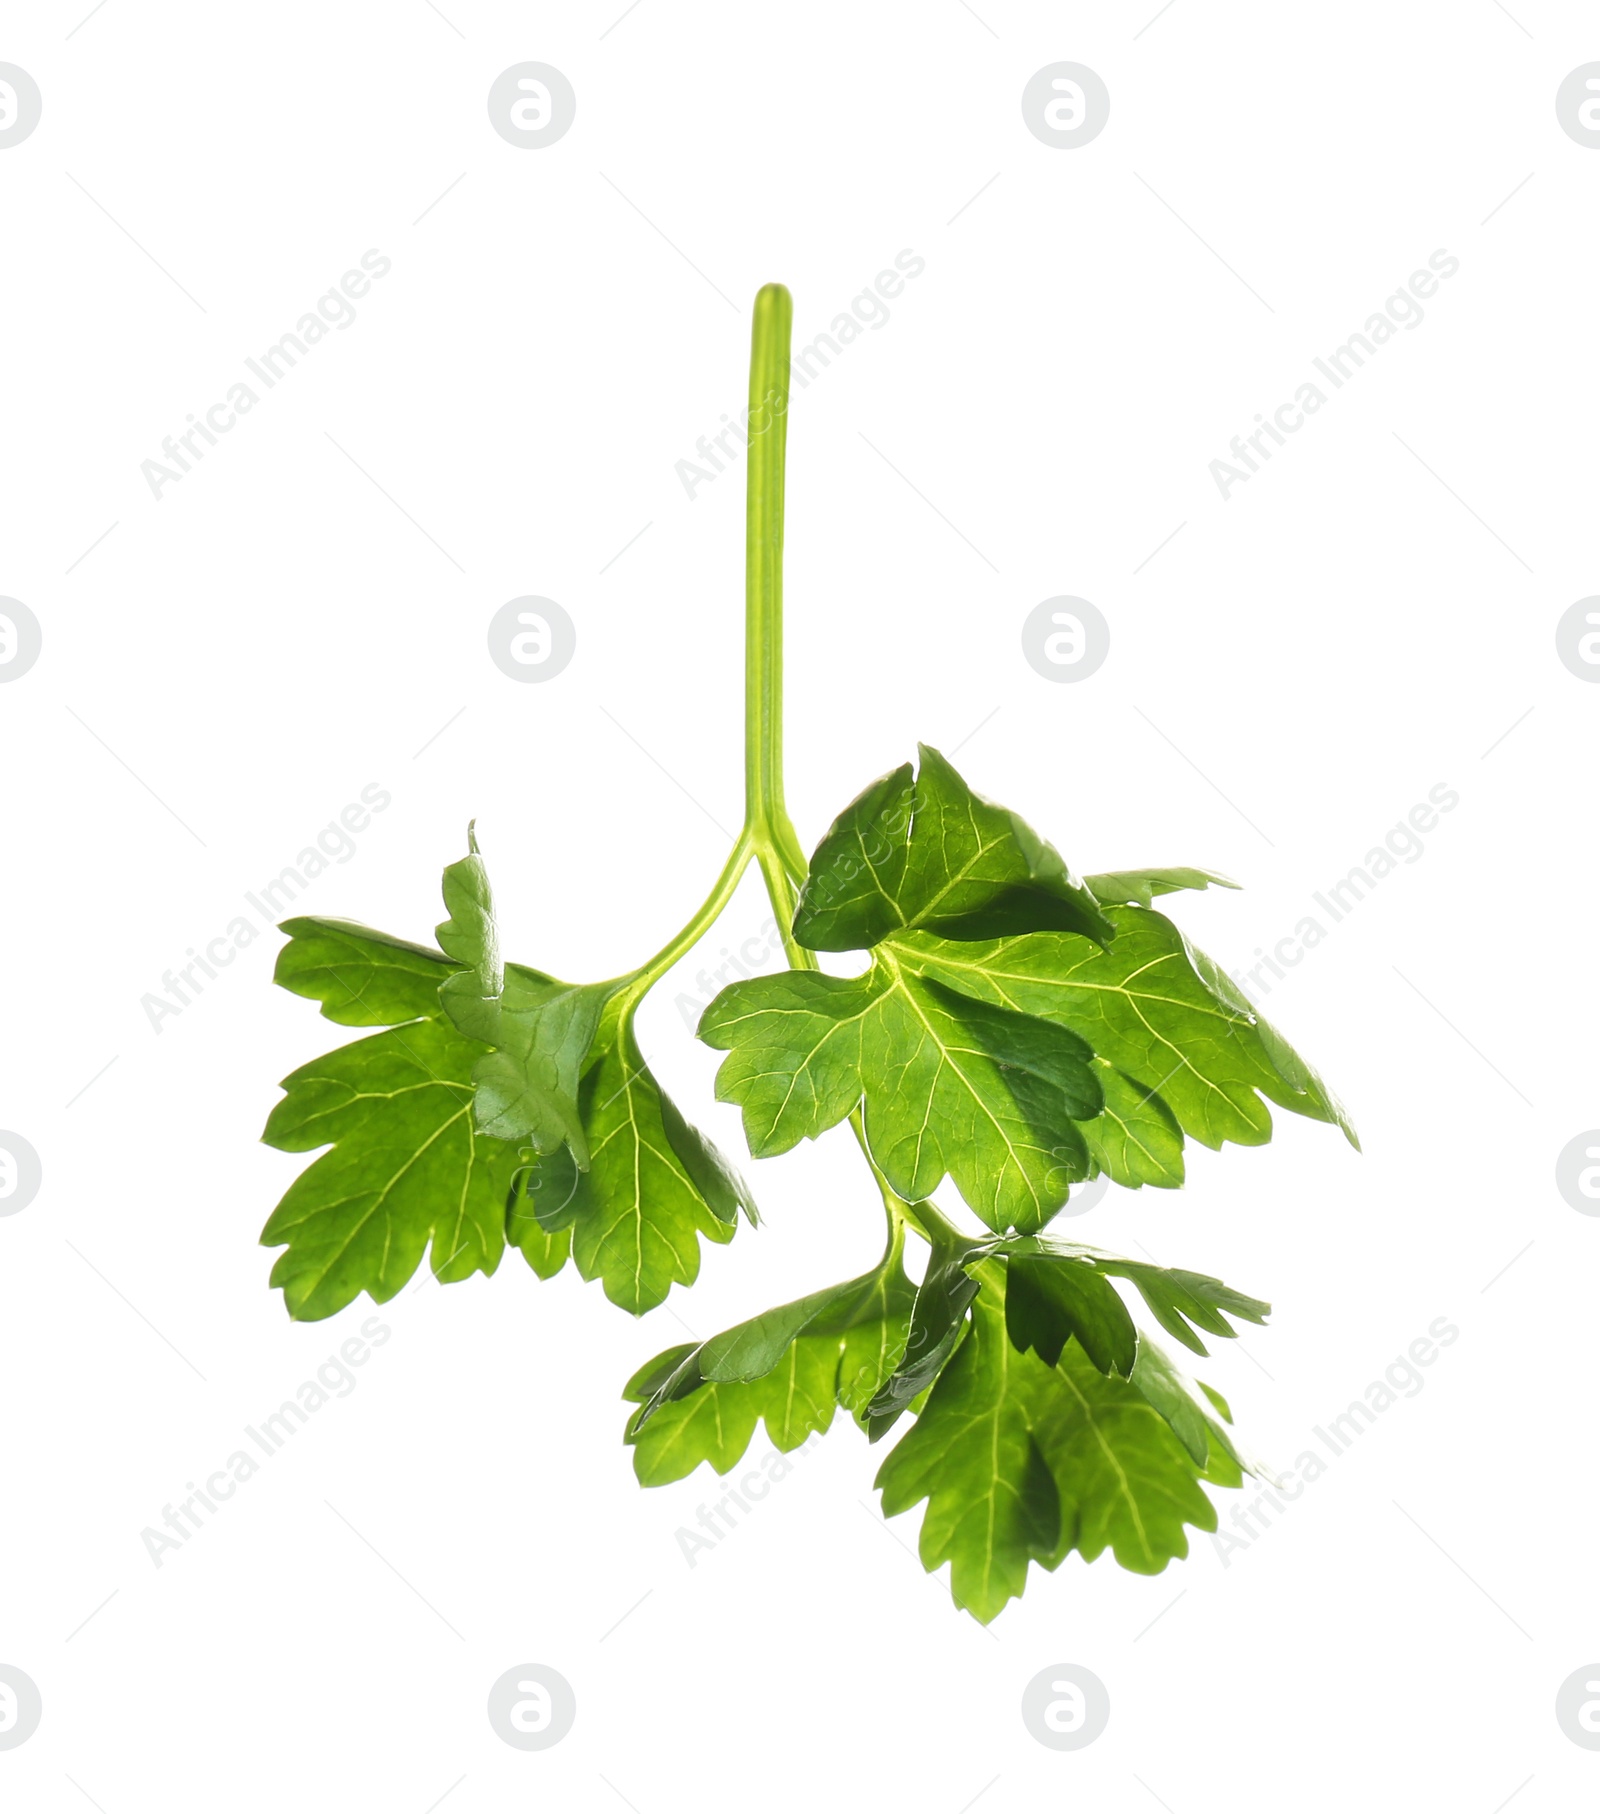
<box><xmin>1130</xmin><ymin>1340</ymin><xmax>1245</xmax><ymax>1484</ymax></box>
<box><xmin>261</xmin><ymin>1016</ymin><xmax>517</xmax><ymax>1320</ymax></box>
<box><xmin>1039</xmin><ymin>1337</ymin><xmax>1222</xmax><ymax>1577</ymax></box>
<box><xmin>623</xmin><ymin>1250</ymin><xmax>916</xmax><ymax>1483</ymax></box>
<box><xmin>874</xmin><ymin>1291</ymin><xmax>1064</xmax><ymax>1622</ymax></box>
<box><xmin>564</xmin><ymin>999</ymin><xmax>748</xmax><ymax>1315</ymax></box>
<box><xmin>1076</xmin><ymin>1060</ymin><xmax>1186</xmax><ymax>1189</ymax></box>
<box><xmin>900</xmin><ymin>903</ymin><xmax>1354</xmax><ymax>1152</ymax></box>
<box><xmin>434</xmin><ymin>830</ymin><xmax>605</xmax><ymax>1158</ymax></box>
<box><xmin>1083</xmin><ymin>866</ymin><xmax>1239</xmax><ymax>909</ymax></box>
<box><xmin>434</xmin><ymin>826</ymin><xmax>501</xmax><ymax>1042</ymax></box>
<box><xmin>273</xmin><ymin>917</ymin><xmax>456</xmax><ymax>1027</ymax></box>
<box><xmin>702</xmin><ymin>957</ymin><xmax>1100</xmax><ymax>1232</ymax></box>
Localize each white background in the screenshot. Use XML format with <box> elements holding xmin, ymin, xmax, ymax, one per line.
<box><xmin>2</xmin><ymin>1</ymin><xmax>1596</xmax><ymax>1808</ymax></box>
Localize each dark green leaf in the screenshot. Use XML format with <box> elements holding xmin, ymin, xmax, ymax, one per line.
<box><xmin>697</xmin><ymin>1282</ymin><xmax>852</xmax><ymax>1381</ymax></box>
<box><xmin>864</xmin><ymin>1232</ymin><xmax>986</xmax><ymax>1439</ymax></box>
<box><xmin>1004</xmin><ymin>1251</ymin><xmax>1138</xmax><ymax>1376</ymax></box>
<box><xmin>875</xmin><ymin>1282</ymin><xmax>1233</xmax><ymax>1620</ymax></box>
<box><xmin>658</xmin><ymin>1082</ymin><xmax>758</xmax><ymax>1231</ymax></box>
<box><xmin>1045</xmin><ymin>1249</ymin><xmax>1270</xmax><ymax>1358</ymax></box>
<box><xmin>793</xmin><ymin>746</ymin><xmax>1113</xmax><ymax>951</ymax></box>
<box><xmin>1107</xmin><ymin>1263</ymin><xmax>1270</xmax><ymax>1358</ymax></box>
<box><xmin>508</xmin><ymin>1142</ymin><xmax>584</xmax><ymax>1233</ymax></box>
<box><xmin>789</xmin><ymin>762</ymin><xmax>915</xmax><ymax>951</ymax></box>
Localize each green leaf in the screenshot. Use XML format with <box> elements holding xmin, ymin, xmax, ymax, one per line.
<box><xmin>1077</xmin><ymin>1060</ymin><xmax>1186</xmax><ymax>1189</ymax></box>
<box><xmin>625</xmin><ymin>1375</ymin><xmax>764</xmax><ymax>1483</ymax></box>
<box><xmin>557</xmin><ymin>998</ymin><xmax>750</xmax><ymax>1315</ymax></box>
<box><xmin>505</xmin><ymin>1144</ymin><xmax>580</xmax><ymax>1281</ymax></box>
<box><xmin>1083</xmin><ymin>867</ymin><xmax>1239</xmax><ymax>909</ymax></box>
<box><xmin>430</xmin><ymin>832</ymin><xmax>749</xmax><ymax>1309</ymax></box>
<box><xmin>505</xmin><ymin>1211</ymin><xmax>572</xmax><ymax>1281</ymax></box>
<box><xmin>434</xmin><ymin>830</ymin><xmax>606</xmax><ymax>1159</ymax></box>
<box><xmin>273</xmin><ymin>917</ymin><xmax>457</xmax><ymax>1027</ymax></box>
<box><xmin>1004</xmin><ymin>1251</ymin><xmax>1138</xmax><ymax>1377</ymax></box>
<box><xmin>1187</xmin><ymin>942</ymin><xmax>1359</xmax><ymax>1150</ymax></box>
<box><xmin>471</xmin><ymin>970</ymin><xmax>608</xmax><ymax>1153</ymax></box>
<box><xmin>875</xmin><ymin>1286</ymin><xmax>1230</xmax><ymax>1621</ymax></box>
<box><xmin>1001</xmin><ymin>1238</ymin><xmax>1269</xmax><ymax>1360</ymax></box>
<box><xmin>900</xmin><ymin>902</ymin><xmax>1354</xmax><ymax>1152</ymax></box>
<box><xmin>511</xmin><ymin>1141</ymin><xmax>584</xmax><ymax>1234</ymax></box>
<box><xmin>1090</xmin><ymin>1255</ymin><xmax>1271</xmax><ymax>1358</ymax></box>
<box><xmin>793</xmin><ymin>746</ymin><xmax>1113</xmax><ymax>951</ymax></box>
<box><xmin>697</xmin><ymin>1282</ymin><xmax>855</xmax><ymax>1381</ymax></box>
<box><xmin>262</xmin><ymin>1016</ymin><xmax>518</xmax><ymax>1320</ymax></box>
<box><xmin>623</xmin><ymin>1343</ymin><xmax>699</xmax><ymax>1404</ymax></box>
<box><xmin>701</xmin><ymin>959</ymin><xmax>1101</xmax><ymax>1233</ymax></box>
<box><xmin>873</xmin><ymin>1291</ymin><xmax>1063</xmax><ymax>1621</ymax></box>
<box><xmin>270</xmin><ymin>846</ymin><xmax>753</xmax><ymax>1321</ymax></box>
<box><xmin>1040</xmin><ymin>1336</ymin><xmax>1222</xmax><ymax>1577</ymax></box>
<box><xmin>708</xmin><ymin>765</ymin><xmax>1350</xmax><ymax>1241</ymax></box>
<box><xmin>623</xmin><ymin>1250</ymin><xmax>916</xmax><ymax>1483</ymax></box>
<box><xmin>1130</xmin><ymin>1340</ymin><xmax>1245</xmax><ymax>1484</ymax></box>
<box><xmin>657</xmin><ymin>1077</ymin><xmax>759</xmax><ymax>1232</ymax></box>
<box><xmin>831</xmin><ymin>1254</ymin><xmax>920</xmax><ymax>1417</ymax></box>
<box><xmin>786</xmin><ymin>761</ymin><xmax>915</xmax><ymax>952</ymax></box>
<box><xmin>434</xmin><ymin>826</ymin><xmax>501</xmax><ymax>1042</ymax></box>
<box><xmin>864</xmin><ymin>1231</ymin><xmax>985</xmax><ymax>1438</ymax></box>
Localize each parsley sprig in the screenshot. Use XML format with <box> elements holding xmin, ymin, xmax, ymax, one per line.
<box><xmin>260</xmin><ymin>285</ymin><xmax>1355</xmax><ymax>1619</ymax></box>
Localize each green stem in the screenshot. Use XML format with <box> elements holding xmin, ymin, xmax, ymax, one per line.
<box><xmin>744</xmin><ymin>284</ymin><xmax>807</xmax><ymax>878</ymax></box>
<box><xmin>854</xmin><ymin>1115</ymin><xmax>966</xmax><ymax>1250</ymax></box>
<box><xmin>622</xmin><ymin>284</ymin><xmax>948</xmax><ymax>1263</ymax></box>
<box><xmin>617</xmin><ymin>286</ymin><xmax>803</xmax><ymax>1003</ymax></box>
<box><xmin>618</xmin><ymin>832</ymin><xmax>753</xmax><ymax>1005</ymax></box>
<box><xmin>738</xmin><ymin>284</ymin><xmax>945</xmax><ymax>1255</ymax></box>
